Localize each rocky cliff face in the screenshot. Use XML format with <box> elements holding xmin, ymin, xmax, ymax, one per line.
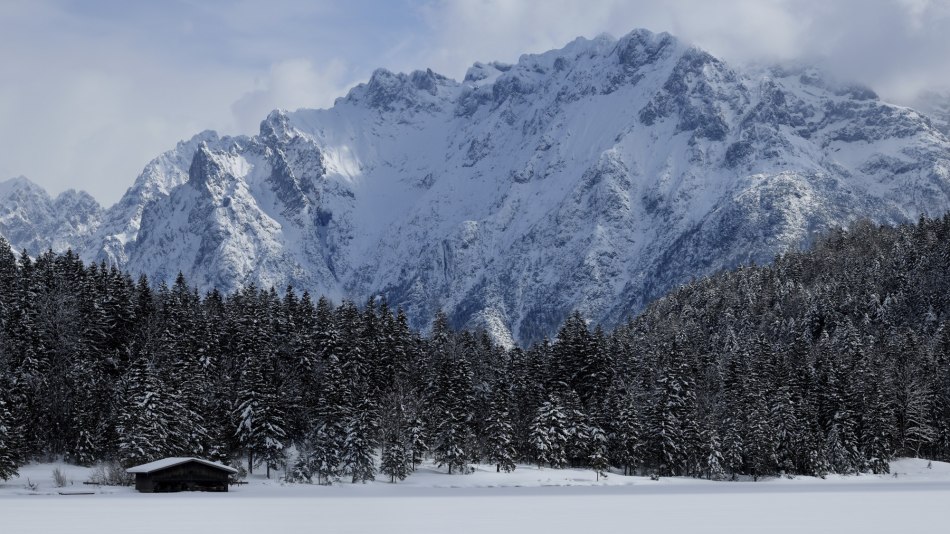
<box><xmin>3</xmin><ymin>29</ymin><xmax>950</xmax><ymax>344</ymax></box>
<box><xmin>85</xmin><ymin>130</ymin><xmax>247</xmax><ymax>267</ymax></box>
<box><xmin>0</xmin><ymin>176</ymin><xmax>102</xmax><ymax>255</ymax></box>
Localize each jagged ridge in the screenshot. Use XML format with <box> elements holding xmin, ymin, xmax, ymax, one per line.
<box><xmin>2</xmin><ymin>28</ymin><xmax>950</xmax><ymax>344</ymax></box>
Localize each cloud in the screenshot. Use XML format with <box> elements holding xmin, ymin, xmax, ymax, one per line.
<box><xmin>795</xmin><ymin>0</ymin><xmax>950</xmax><ymax>101</ymax></box>
<box><xmin>0</xmin><ymin>49</ymin><xmax>250</xmax><ymax>205</ymax></box>
<box><xmin>0</xmin><ymin>1</ymin><xmax>359</xmax><ymax>204</ymax></box>
<box><xmin>2</xmin><ymin>0</ymin><xmax>950</xmax><ymax>206</ymax></box>
<box><xmin>231</xmin><ymin>59</ymin><xmax>352</xmax><ymax>133</ymax></box>
<box><xmin>412</xmin><ymin>0</ymin><xmax>950</xmax><ymax>102</ymax></box>
<box><xmin>407</xmin><ymin>0</ymin><xmax>804</xmax><ymax>78</ymax></box>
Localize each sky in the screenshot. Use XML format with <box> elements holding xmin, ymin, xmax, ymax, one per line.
<box><xmin>2</xmin><ymin>0</ymin><xmax>949</xmax><ymax>205</ymax></box>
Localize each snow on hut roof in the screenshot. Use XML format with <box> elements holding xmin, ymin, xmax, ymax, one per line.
<box><xmin>126</xmin><ymin>457</ymin><xmax>238</xmax><ymax>474</ymax></box>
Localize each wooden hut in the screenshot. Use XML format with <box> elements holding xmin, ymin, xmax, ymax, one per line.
<box><xmin>127</xmin><ymin>457</ymin><xmax>238</xmax><ymax>493</ymax></box>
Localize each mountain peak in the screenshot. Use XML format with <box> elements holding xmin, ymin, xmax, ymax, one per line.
<box><xmin>463</xmin><ymin>61</ymin><xmax>512</xmax><ymax>84</ymax></box>
<box><xmin>497</xmin><ymin>28</ymin><xmax>677</xmax><ymax>75</ymax></box>
<box><xmin>344</xmin><ymin>67</ymin><xmax>458</xmax><ymax>113</ymax></box>
<box><xmin>188</xmin><ymin>143</ymin><xmax>227</xmax><ymax>189</ymax></box>
<box><xmin>762</xmin><ymin>63</ymin><xmax>879</xmax><ymax>102</ymax></box>
<box><xmin>260</xmin><ymin>109</ymin><xmax>298</xmax><ymax>145</ymax></box>
<box><xmin>0</xmin><ymin>177</ymin><xmax>102</xmax><ymax>256</ymax></box>
<box><xmin>54</xmin><ymin>188</ymin><xmax>100</xmax><ymax>209</ymax></box>
<box><xmin>1</xmin><ymin>175</ymin><xmax>34</xmax><ymax>185</ymax></box>
<box><xmin>614</xmin><ymin>28</ymin><xmax>680</xmax><ymax>71</ymax></box>
<box><xmin>0</xmin><ymin>175</ymin><xmax>47</xmax><ymax>198</ymax></box>
<box><xmin>3</xmin><ymin>28</ymin><xmax>950</xmax><ymax>344</ymax></box>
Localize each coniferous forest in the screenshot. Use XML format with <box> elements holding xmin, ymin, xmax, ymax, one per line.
<box><xmin>2</xmin><ymin>216</ymin><xmax>950</xmax><ymax>483</ymax></box>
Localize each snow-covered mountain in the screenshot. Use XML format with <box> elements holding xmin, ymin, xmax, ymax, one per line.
<box><xmin>3</xmin><ymin>29</ymin><xmax>950</xmax><ymax>344</ymax></box>
<box><xmin>85</xmin><ymin>130</ymin><xmax>249</xmax><ymax>268</ymax></box>
<box><xmin>0</xmin><ymin>176</ymin><xmax>102</xmax><ymax>256</ymax></box>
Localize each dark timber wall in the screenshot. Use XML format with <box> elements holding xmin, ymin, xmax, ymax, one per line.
<box><xmin>134</xmin><ymin>461</ymin><xmax>231</xmax><ymax>493</ymax></box>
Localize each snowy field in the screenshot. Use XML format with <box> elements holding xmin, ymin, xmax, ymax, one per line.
<box><xmin>2</xmin><ymin>459</ymin><xmax>950</xmax><ymax>533</ymax></box>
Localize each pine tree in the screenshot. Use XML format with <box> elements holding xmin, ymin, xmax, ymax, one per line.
<box><xmin>379</xmin><ymin>391</ymin><xmax>412</xmax><ymax>482</ymax></box>
<box><xmin>612</xmin><ymin>390</ymin><xmax>644</xmax><ymax>476</ymax></box>
<box><xmin>343</xmin><ymin>396</ymin><xmax>378</xmax><ymax>483</ymax></box>
<box><xmin>116</xmin><ymin>356</ymin><xmax>176</xmax><ymax>466</ymax></box>
<box><xmin>304</xmin><ymin>352</ymin><xmax>348</xmax><ymax>484</ymax></box>
<box><xmin>288</xmin><ymin>422</ymin><xmax>339</xmax><ymax>485</ymax></box>
<box><xmin>550</xmin><ymin>312</ymin><xmax>594</xmax><ymax>394</ymax></box>
<box><xmin>199</xmin><ymin>288</ymin><xmax>233</xmax><ymax>463</ymax></box>
<box><xmin>588</xmin><ymin>424</ymin><xmax>609</xmax><ymax>480</ymax></box>
<box><xmin>234</xmin><ymin>358</ymin><xmax>265</xmax><ymax>474</ymax></box>
<box><xmin>406</xmin><ymin>413</ymin><xmax>428</xmax><ymax>470</ymax></box>
<box><xmin>720</xmin><ymin>413</ymin><xmax>745</xmax><ymax>479</ymax></box>
<box><xmin>429</xmin><ymin>316</ymin><xmax>475</xmax><ymax>475</ymax></box>
<box><xmin>0</xmin><ymin>395</ymin><xmax>23</xmax><ymax>480</ymax></box>
<box><xmin>530</xmin><ymin>395</ymin><xmax>569</xmax><ymax>469</ymax></box>
<box><xmin>882</xmin><ymin>331</ymin><xmax>928</xmax><ymax>458</ymax></box>
<box><xmin>433</xmin><ymin>409</ymin><xmax>470</xmax><ymax>474</ymax></box>
<box><xmin>230</xmin><ymin>287</ymin><xmax>288</xmax><ymax>478</ymax></box>
<box><xmin>380</xmin><ymin>440</ymin><xmax>410</xmax><ymax>483</ymax></box>
<box><xmin>509</xmin><ymin>345</ymin><xmax>546</xmax><ymax>462</ymax></box>
<box><xmin>286</xmin><ymin>439</ymin><xmax>319</xmax><ymax>484</ymax></box>
<box><xmin>648</xmin><ymin>358</ymin><xmax>696</xmax><ymax>476</ymax></box>
<box><xmin>745</xmin><ymin>383</ymin><xmax>777</xmax><ymax>479</ymax></box>
<box><xmin>4</xmin><ymin>259</ymin><xmax>43</xmax><ymax>456</ymax></box>
<box><xmin>233</xmin><ymin>353</ymin><xmax>287</xmax><ymax>477</ymax></box>
<box><xmin>701</xmin><ymin>427</ymin><xmax>727</xmax><ymax>480</ymax></box>
<box><xmin>563</xmin><ymin>390</ymin><xmax>591</xmax><ymax>468</ymax></box>
<box><xmin>259</xmin><ymin>388</ymin><xmax>289</xmax><ymax>478</ymax></box>
<box><xmin>484</xmin><ymin>386</ymin><xmax>517</xmax><ymax>472</ymax></box>
<box><xmin>161</xmin><ymin>275</ymin><xmax>212</xmax><ymax>458</ymax></box>
<box><xmin>931</xmin><ymin>324</ymin><xmax>950</xmax><ymax>461</ymax></box>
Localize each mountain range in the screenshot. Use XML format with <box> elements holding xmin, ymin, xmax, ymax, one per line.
<box><xmin>2</xmin><ymin>29</ymin><xmax>950</xmax><ymax>345</ymax></box>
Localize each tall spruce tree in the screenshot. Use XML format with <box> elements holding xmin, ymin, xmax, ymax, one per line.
<box><xmin>379</xmin><ymin>391</ymin><xmax>411</xmax><ymax>483</ymax></box>
<box><xmin>484</xmin><ymin>385</ymin><xmax>517</xmax><ymax>472</ymax></box>
<box><xmin>429</xmin><ymin>313</ymin><xmax>475</xmax><ymax>474</ymax></box>
<box><xmin>0</xmin><ymin>394</ymin><xmax>23</xmax><ymax>480</ymax></box>
<box><xmin>612</xmin><ymin>389</ymin><xmax>644</xmax><ymax>476</ymax></box>
<box><xmin>343</xmin><ymin>396</ymin><xmax>378</xmax><ymax>483</ymax></box>
<box><xmin>588</xmin><ymin>424</ymin><xmax>609</xmax><ymax>480</ymax></box>
<box><xmin>530</xmin><ymin>395</ymin><xmax>569</xmax><ymax>469</ymax></box>
<box><xmin>116</xmin><ymin>356</ymin><xmax>176</xmax><ymax>466</ymax></box>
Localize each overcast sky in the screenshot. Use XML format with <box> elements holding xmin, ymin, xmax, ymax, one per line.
<box><xmin>2</xmin><ymin>0</ymin><xmax>949</xmax><ymax>205</ymax></box>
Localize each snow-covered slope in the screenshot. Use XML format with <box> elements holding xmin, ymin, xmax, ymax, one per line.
<box><xmin>0</xmin><ymin>176</ymin><xmax>102</xmax><ymax>255</ymax></box>
<box><xmin>3</xmin><ymin>29</ymin><xmax>950</xmax><ymax>343</ymax></box>
<box><xmin>85</xmin><ymin>130</ymin><xmax>247</xmax><ymax>267</ymax></box>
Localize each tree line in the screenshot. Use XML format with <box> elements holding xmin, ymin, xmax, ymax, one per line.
<box><xmin>1</xmin><ymin>215</ymin><xmax>949</xmax><ymax>483</ymax></box>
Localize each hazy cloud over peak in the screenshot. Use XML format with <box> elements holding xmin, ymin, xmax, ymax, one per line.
<box><xmin>2</xmin><ymin>0</ymin><xmax>949</xmax><ymax>204</ymax></box>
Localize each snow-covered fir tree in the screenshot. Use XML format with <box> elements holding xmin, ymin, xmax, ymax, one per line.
<box><xmin>484</xmin><ymin>386</ymin><xmax>517</xmax><ymax>473</ymax></box>
<box><xmin>588</xmin><ymin>424</ymin><xmax>609</xmax><ymax>480</ymax></box>
<box><xmin>612</xmin><ymin>390</ymin><xmax>644</xmax><ymax>476</ymax></box>
<box><xmin>380</xmin><ymin>440</ymin><xmax>410</xmax><ymax>483</ymax></box>
<box><xmin>0</xmin><ymin>395</ymin><xmax>23</xmax><ymax>480</ymax></box>
<box><xmin>116</xmin><ymin>356</ymin><xmax>175</xmax><ymax>466</ymax></box>
<box><xmin>2</xmin><ymin>217</ymin><xmax>950</xmax><ymax>480</ymax></box>
<box><xmin>343</xmin><ymin>396</ymin><xmax>379</xmax><ymax>483</ymax></box>
<box><xmin>429</xmin><ymin>313</ymin><xmax>475</xmax><ymax>474</ymax></box>
<box><xmin>530</xmin><ymin>395</ymin><xmax>569</xmax><ymax>469</ymax></box>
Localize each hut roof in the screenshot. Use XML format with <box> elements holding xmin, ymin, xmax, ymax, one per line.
<box><xmin>126</xmin><ymin>457</ymin><xmax>238</xmax><ymax>475</ymax></box>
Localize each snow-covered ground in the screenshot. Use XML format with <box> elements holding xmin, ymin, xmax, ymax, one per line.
<box><xmin>2</xmin><ymin>459</ymin><xmax>949</xmax><ymax>533</ymax></box>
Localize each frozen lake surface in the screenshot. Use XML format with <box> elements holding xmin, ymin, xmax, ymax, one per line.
<box><xmin>2</xmin><ymin>459</ymin><xmax>949</xmax><ymax>533</ymax></box>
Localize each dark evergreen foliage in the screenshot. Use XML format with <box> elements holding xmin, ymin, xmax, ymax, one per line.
<box><xmin>1</xmin><ymin>216</ymin><xmax>950</xmax><ymax>481</ymax></box>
